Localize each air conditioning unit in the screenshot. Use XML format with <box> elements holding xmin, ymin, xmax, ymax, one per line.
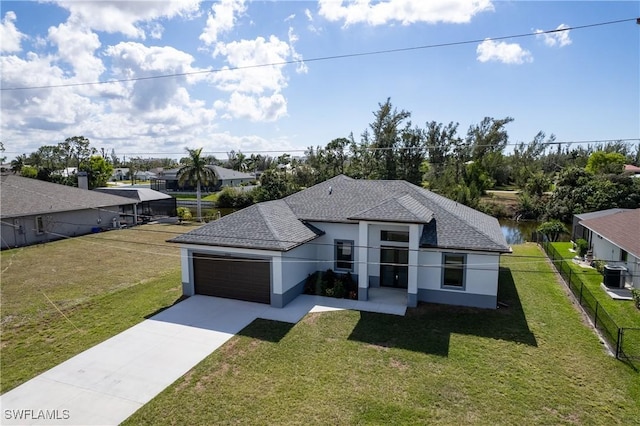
<box><xmin>603</xmin><ymin>264</ymin><xmax>626</xmax><ymax>289</ymax></box>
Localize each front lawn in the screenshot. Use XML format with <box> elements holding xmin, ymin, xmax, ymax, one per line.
<box><xmin>550</xmin><ymin>242</ymin><xmax>640</xmax><ymax>328</ymax></box>
<box><xmin>125</xmin><ymin>244</ymin><xmax>640</xmax><ymax>425</ymax></box>
<box><xmin>0</xmin><ymin>224</ymin><xmax>195</xmax><ymax>393</ymax></box>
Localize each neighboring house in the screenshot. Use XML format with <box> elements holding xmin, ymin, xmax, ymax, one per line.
<box><xmin>624</xmin><ymin>164</ymin><xmax>640</xmax><ymax>177</ymax></box>
<box><xmin>112</xmin><ymin>168</ymin><xmax>130</xmax><ymax>181</ymax></box>
<box><xmin>93</xmin><ymin>187</ymin><xmax>177</xmax><ymax>221</ymax></box>
<box><xmin>133</xmin><ymin>170</ymin><xmax>157</xmax><ymax>181</ymax></box>
<box><xmin>1</xmin><ymin>174</ymin><xmax>138</xmax><ymax>249</ymax></box>
<box><xmin>572</xmin><ymin>208</ymin><xmax>630</xmax><ymax>242</ymax></box>
<box><xmin>575</xmin><ymin>208</ymin><xmax>640</xmax><ymax>289</ymax></box>
<box><xmin>171</xmin><ymin>175</ymin><xmax>511</xmax><ymax>309</ymax></box>
<box><xmin>151</xmin><ymin>166</ymin><xmax>254</xmax><ymax>192</ymax></box>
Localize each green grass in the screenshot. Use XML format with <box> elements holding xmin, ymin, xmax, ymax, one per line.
<box><xmin>124</xmin><ymin>244</ymin><xmax>640</xmax><ymax>425</ymax></box>
<box><xmin>550</xmin><ymin>242</ymin><xmax>640</xmax><ymax>328</ymax></box>
<box><xmin>0</xmin><ymin>224</ymin><xmax>194</xmax><ymax>393</ymax></box>
<box><xmin>173</xmin><ymin>193</ymin><xmax>219</xmax><ymax>202</ymax></box>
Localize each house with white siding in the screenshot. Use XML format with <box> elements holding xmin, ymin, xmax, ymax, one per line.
<box><xmin>171</xmin><ymin>175</ymin><xmax>511</xmax><ymax>309</ymax></box>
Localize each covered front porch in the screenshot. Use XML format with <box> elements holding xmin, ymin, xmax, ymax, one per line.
<box><xmin>356</xmin><ymin>221</ymin><xmax>422</xmax><ymax>307</ymax></box>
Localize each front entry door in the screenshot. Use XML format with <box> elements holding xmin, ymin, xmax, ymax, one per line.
<box><xmin>380</xmin><ymin>247</ymin><xmax>408</xmax><ymax>288</ymax></box>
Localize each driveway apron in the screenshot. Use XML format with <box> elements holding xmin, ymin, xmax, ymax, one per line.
<box><xmin>0</xmin><ymin>296</ymin><xmax>270</xmax><ymax>426</ymax></box>
<box><xmin>1</xmin><ymin>294</ymin><xmax>406</xmax><ymax>425</ymax></box>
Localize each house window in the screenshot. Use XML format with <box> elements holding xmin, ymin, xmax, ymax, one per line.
<box><xmin>335</xmin><ymin>240</ymin><xmax>354</xmax><ymax>271</ymax></box>
<box><xmin>35</xmin><ymin>216</ymin><xmax>45</xmax><ymax>234</ymax></box>
<box><xmin>442</xmin><ymin>253</ymin><xmax>465</xmax><ymax>289</ymax></box>
<box><xmin>381</xmin><ymin>230</ymin><xmax>409</xmax><ymax>243</ymax></box>
<box><xmin>621</xmin><ymin>249</ymin><xmax>628</xmax><ymax>262</ymax></box>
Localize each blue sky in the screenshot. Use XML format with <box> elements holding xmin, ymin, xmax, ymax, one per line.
<box><xmin>1</xmin><ymin>1</ymin><xmax>638</xmax><ymax>161</ymax></box>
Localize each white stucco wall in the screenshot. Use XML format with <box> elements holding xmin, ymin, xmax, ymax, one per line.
<box><xmin>307</xmin><ymin>222</ymin><xmax>359</xmax><ymax>272</ymax></box>
<box><xmin>280</xmin><ymin>242</ymin><xmax>318</xmax><ymax>293</ymax></box>
<box><xmin>590</xmin><ymin>231</ymin><xmax>639</xmax><ymax>288</ymax></box>
<box><xmin>417</xmin><ymin>249</ymin><xmax>500</xmax><ymax>297</ymax></box>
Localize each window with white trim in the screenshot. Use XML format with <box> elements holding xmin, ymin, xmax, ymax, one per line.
<box><xmin>442</xmin><ymin>253</ymin><xmax>465</xmax><ymax>289</ymax></box>
<box><xmin>335</xmin><ymin>240</ymin><xmax>354</xmax><ymax>271</ymax></box>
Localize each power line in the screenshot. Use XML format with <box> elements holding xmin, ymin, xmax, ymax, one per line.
<box><xmin>2</xmin><ymin>218</ymin><xmax>636</xmax><ymax>278</ymax></box>
<box><xmin>5</xmin><ymin>137</ymin><xmax>638</xmax><ymax>157</ymax></box>
<box><xmin>1</xmin><ymin>17</ymin><xmax>636</xmax><ymax>92</ymax></box>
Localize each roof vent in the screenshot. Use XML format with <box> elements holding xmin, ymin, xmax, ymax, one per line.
<box><xmin>328</xmin><ymin>186</ymin><xmax>332</xmax><ymax>195</ymax></box>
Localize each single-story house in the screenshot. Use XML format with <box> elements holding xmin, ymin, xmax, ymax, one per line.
<box><xmin>93</xmin><ymin>187</ymin><xmax>177</xmax><ymax>221</ymax></box>
<box><xmin>112</xmin><ymin>168</ymin><xmax>129</xmax><ymax>181</ymax></box>
<box><xmin>170</xmin><ymin>175</ymin><xmax>511</xmax><ymax>309</ymax></box>
<box><xmin>572</xmin><ymin>208</ymin><xmax>630</xmax><ymax>242</ymax></box>
<box><xmin>151</xmin><ymin>166</ymin><xmax>254</xmax><ymax>193</ymax></box>
<box><xmin>1</xmin><ymin>174</ymin><xmax>138</xmax><ymax>249</ymax></box>
<box><xmin>575</xmin><ymin>208</ymin><xmax>640</xmax><ymax>289</ymax></box>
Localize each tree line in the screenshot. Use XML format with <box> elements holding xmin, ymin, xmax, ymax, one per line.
<box><xmin>7</xmin><ymin>98</ymin><xmax>640</xmax><ymax>222</ymax></box>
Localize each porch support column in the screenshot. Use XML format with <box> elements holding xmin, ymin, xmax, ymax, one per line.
<box><xmin>271</xmin><ymin>255</ymin><xmax>283</xmax><ymax>307</ymax></box>
<box><xmin>407</xmin><ymin>223</ymin><xmax>420</xmax><ymax>307</ymax></box>
<box><xmin>181</xmin><ymin>248</ymin><xmax>194</xmax><ymax>296</ymax></box>
<box><xmin>357</xmin><ymin>221</ymin><xmax>369</xmax><ymax>301</ymax></box>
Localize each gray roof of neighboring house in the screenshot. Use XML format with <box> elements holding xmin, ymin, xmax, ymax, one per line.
<box><xmin>158</xmin><ymin>166</ymin><xmax>254</xmax><ymax>181</ymax></box>
<box><xmin>172</xmin><ymin>175</ymin><xmax>510</xmax><ymax>253</ymax></box>
<box><xmin>171</xmin><ymin>199</ymin><xmax>323</xmax><ymax>251</ymax></box>
<box><xmin>1</xmin><ymin>174</ymin><xmax>137</xmax><ymax>218</ymax></box>
<box><xmin>574</xmin><ymin>208</ymin><xmax>632</xmax><ymax>222</ymax></box>
<box><xmin>579</xmin><ymin>209</ymin><xmax>640</xmax><ymax>258</ymax></box>
<box><xmin>93</xmin><ymin>187</ymin><xmax>172</xmax><ymax>202</ymax></box>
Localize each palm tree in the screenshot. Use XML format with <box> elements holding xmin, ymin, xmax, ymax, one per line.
<box><xmin>177</xmin><ymin>148</ymin><xmax>217</xmax><ymax>221</ymax></box>
<box><xmin>10</xmin><ymin>155</ymin><xmax>26</xmax><ymax>174</ymax></box>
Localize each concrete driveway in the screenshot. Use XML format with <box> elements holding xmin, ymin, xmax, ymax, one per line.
<box><xmin>1</xmin><ymin>293</ymin><xmax>406</xmax><ymax>425</ymax></box>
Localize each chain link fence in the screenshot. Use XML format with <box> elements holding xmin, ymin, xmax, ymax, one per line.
<box><xmin>540</xmin><ymin>241</ymin><xmax>640</xmax><ymax>368</ymax></box>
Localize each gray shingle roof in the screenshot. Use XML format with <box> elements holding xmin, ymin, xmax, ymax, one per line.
<box><xmin>349</xmin><ymin>194</ymin><xmax>434</xmax><ymax>223</ymax></box>
<box><xmin>1</xmin><ymin>174</ymin><xmax>137</xmax><ymax>218</ymax></box>
<box><xmin>172</xmin><ymin>175</ymin><xmax>510</xmax><ymax>253</ymax></box>
<box><xmin>285</xmin><ymin>175</ymin><xmax>509</xmax><ymax>252</ymax></box>
<box><xmin>169</xmin><ymin>199</ymin><xmax>322</xmax><ymax>251</ymax></box>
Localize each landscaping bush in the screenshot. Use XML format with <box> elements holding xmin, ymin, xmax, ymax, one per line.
<box><xmin>216</xmin><ymin>187</ymin><xmax>256</xmax><ymax>209</ymax></box>
<box><xmin>176</xmin><ymin>207</ymin><xmax>192</xmax><ymax>223</ymax></box>
<box><xmin>576</xmin><ymin>239</ymin><xmax>589</xmax><ymax>258</ymax></box>
<box><xmin>591</xmin><ymin>259</ymin><xmax>605</xmax><ymax>275</ymax></box>
<box><xmin>304</xmin><ymin>270</ymin><xmax>355</xmax><ymax>299</ymax></box>
<box><xmin>632</xmin><ymin>289</ymin><xmax>640</xmax><ymax>310</ymax></box>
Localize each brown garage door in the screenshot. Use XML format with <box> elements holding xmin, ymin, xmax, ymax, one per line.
<box><xmin>193</xmin><ymin>253</ymin><xmax>271</xmax><ymax>304</ymax></box>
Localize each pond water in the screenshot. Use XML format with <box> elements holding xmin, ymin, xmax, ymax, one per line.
<box><xmin>498</xmin><ymin>219</ymin><xmax>571</xmax><ymax>245</ymax></box>
<box><xmin>499</xmin><ymin>219</ymin><xmax>542</xmax><ymax>245</ymax></box>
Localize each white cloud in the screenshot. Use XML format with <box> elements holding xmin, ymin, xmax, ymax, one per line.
<box><xmin>212</xmin><ymin>36</ymin><xmax>291</xmax><ymax>94</ymax></box>
<box><xmin>305</xmin><ymin>9</ymin><xmax>314</xmax><ymax>22</ymax></box>
<box><xmin>285</xmin><ymin>14</ymin><xmax>296</xmax><ymax>22</ymax></box>
<box><xmin>199</xmin><ymin>0</ymin><xmax>247</xmax><ymax>45</ymax></box>
<box><xmin>53</xmin><ymin>0</ymin><xmax>201</xmax><ymax>39</ymax></box>
<box><xmin>209</xmin><ymin>27</ymin><xmax>306</xmax><ymax>121</ymax></box>
<box><xmin>48</xmin><ymin>20</ymin><xmax>105</xmax><ymax>82</ymax></box>
<box><xmin>0</xmin><ymin>11</ymin><xmax>25</xmax><ymax>53</ymax></box>
<box><xmin>221</xmin><ymin>92</ymin><xmax>287</xmax><ymax>121</ymax></box>
<box><xmin>535</xmin><ymin>24</ymin><xmax>572</xmax><ymax>47</ymax></box>
<box><xmin>318</xmin><ymin>0</ymin><xmax>494</xmax><ymax>26</ymax></box>
<box><xmin>105</xmin><ymin>42</ymin><xmax>208</xmax><ymax>111</ymax></box>
<box><xmin>476</xmin><ymin>39</ymin><xmax>533</xmax><ymax>64</ymax></box>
